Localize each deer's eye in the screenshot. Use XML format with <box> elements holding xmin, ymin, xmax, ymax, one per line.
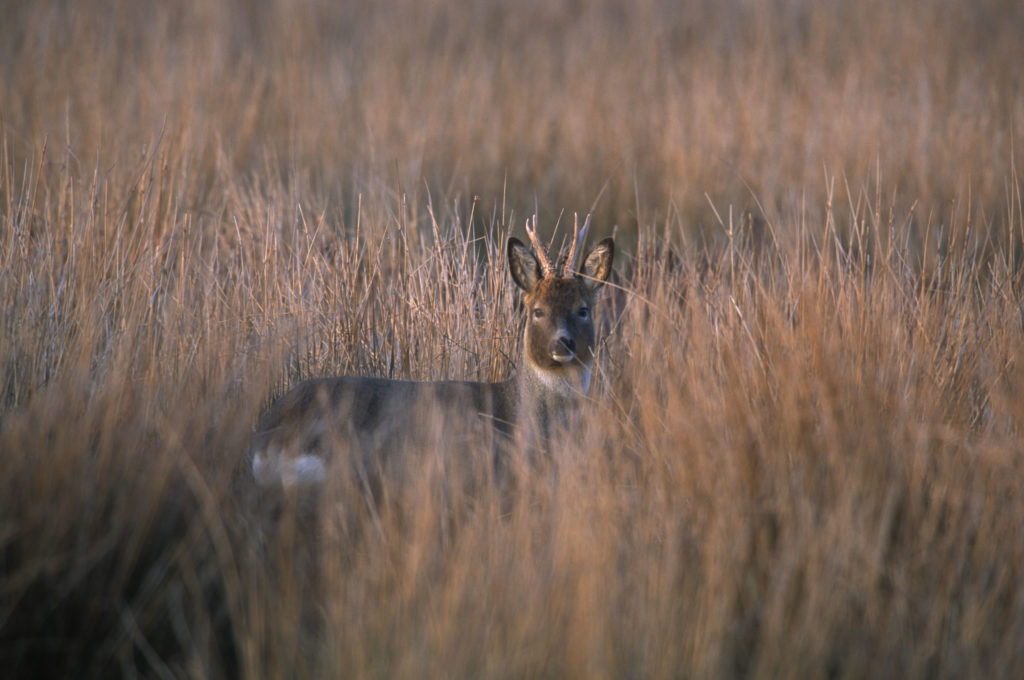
<box><xmin>577</xmin><ymin>306</ymin><xmax>590</xmax><ymax>320</ymax></box>
<box><xmin>532</xmin><ymin>307</ymin><xmax>546</xmax><ymax>320</ymax></box>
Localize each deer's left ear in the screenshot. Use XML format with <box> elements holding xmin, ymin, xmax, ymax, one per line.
<box><xmin>579</xmin><ymin>238</ymin><xmax>614</xmax><ymax>291</ymax></box>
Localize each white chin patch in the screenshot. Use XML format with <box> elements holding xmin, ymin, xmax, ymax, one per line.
<box><xmin>551</xmin><ymin>352</ymin><xmax>575</xmax><ymax>364</ymax></box>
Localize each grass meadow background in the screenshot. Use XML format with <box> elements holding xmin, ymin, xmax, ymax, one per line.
<box><xmin>3</xmin><ymin>0</ymin><xmax>1024</xmax><ymax>677</ymax></box>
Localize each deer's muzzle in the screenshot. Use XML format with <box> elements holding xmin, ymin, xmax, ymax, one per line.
<box><xmin>550</xmin><ymin>334</ymin><xmax>576</xmax><ymax>363</ymax></box>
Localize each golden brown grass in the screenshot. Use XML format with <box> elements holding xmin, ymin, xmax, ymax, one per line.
<box><xmin>2</xmin><ymin>0</ymin><xmax>1024</xmax><ymax>677</ymax></box>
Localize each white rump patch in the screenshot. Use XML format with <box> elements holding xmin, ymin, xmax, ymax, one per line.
<box><xmin>252</xmin><ymin>449</ymin><xmax>327</xmax><ymax>487</ymax></box>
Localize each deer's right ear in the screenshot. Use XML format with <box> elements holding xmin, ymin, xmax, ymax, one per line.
<box><xmin>508</xmin><ymin>237</ymin><xmax>542</xmax><ymax>292</ymax></box>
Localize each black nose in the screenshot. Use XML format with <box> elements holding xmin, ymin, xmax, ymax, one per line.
<box><xmin>551</xmin><ymin>336</ymin><xmax>575</xmax><ymax>355</ymax></box>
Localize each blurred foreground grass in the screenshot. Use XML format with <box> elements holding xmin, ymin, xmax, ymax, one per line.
<box><xmin>2</xmin><ymin>1</ymin><xmax>1024</xmax><ymax>677</ymax></box>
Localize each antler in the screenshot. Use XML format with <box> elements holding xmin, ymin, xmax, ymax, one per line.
<box><xmin>525</xmin><ymin>214</ymin><xmax>556</xmax><ymax>277</ymax></box>
<box><xmin>562</xmin><ymin>213</ymin><xmax>591</xmax><ymax>275</ymax></box>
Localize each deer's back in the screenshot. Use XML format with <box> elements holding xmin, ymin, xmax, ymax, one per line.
<box><xmin>259</xmin><ymin>375</ymin><xmax>514</xmax><ymax>433</ymax></box>
<box><xmin>250</xmin><ymin>375</ymin><xmax>516</xmax><ymax>485</ymax></box>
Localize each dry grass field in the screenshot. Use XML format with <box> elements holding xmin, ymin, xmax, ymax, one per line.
<box><xmin>3</xmin><ymin>0</ymin><xmax>1024</xmax><ymax>677</ymax></box>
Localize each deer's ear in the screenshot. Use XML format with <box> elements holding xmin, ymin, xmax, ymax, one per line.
<box><xmin>580</xmin><ymin>238</ymin><xmax>614</xmax><ymax>291</ymax></box>
<box><xmin>508</xmin><ymin>237</ymin><xmax>542</xmax><ymax>292</ymax></box>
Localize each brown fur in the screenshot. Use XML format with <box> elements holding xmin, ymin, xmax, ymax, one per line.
<box><xmin>251</xmin><ymin>230</ymin><xmax>614</xmax><ymax>487</ymax></box>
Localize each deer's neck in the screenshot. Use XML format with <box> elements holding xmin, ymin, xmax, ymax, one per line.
<box><xmin>510</xmin><ymin>360</ymin><xmax>591</xmax><ymax>436</ymax></box>
<box><xmin>520</xmin><ymin>361</ymin><xmax>591</xmax><ymax>400</ymax></box>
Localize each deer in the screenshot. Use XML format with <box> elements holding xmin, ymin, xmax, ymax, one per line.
<box><xmin>250</xmin><ymin>214</ymin><xmax>614</xmax><ymax>487</ymax></box>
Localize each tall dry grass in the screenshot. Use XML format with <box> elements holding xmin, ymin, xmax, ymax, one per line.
<box><xmin>2</xmin><ymin>0</ymin><xmax>1024</xmax><ymax>677</ymax></box>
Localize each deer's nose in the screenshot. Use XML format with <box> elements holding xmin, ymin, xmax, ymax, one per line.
<box><xmin>550</xmin><ymin>334</ymin><xmax>576</xmax><ymax>362</ymax></box>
